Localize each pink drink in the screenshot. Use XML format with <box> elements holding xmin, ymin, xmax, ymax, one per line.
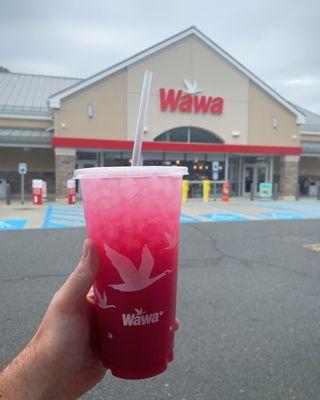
<box><xmin>75</xmin><ymin>166</ymin><xmax>188</xmax><ymax>379</ymax></box>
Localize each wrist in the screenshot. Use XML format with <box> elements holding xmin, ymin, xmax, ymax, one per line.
<box><xmin>0</xmin><ymin>340</ymin><xmax>68</xmax><ymax>400</ymax></box>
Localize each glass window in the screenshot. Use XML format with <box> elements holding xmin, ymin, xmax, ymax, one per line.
<box><xmin>77</xmin><ymin>151</ymin><xmax>98</xmax><ymax>160</ymax></box>
<box><xmin>154</xmin><ymin>127</ymin><xmax>223</xmax><ymax>144</ymax></box>
<box><xmin>189</xmin><ymin>127</ymin><xmax>222</xmax><ymax>143</ymax></box>
<box><xmin>169</xmin><ymin>127</ymin><xmax>188</xmax><ymax>142</ymax></box>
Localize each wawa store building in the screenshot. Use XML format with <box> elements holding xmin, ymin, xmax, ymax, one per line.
<box><xmin>1</xmin><ymin>26</ymin><xmax>320</xmax><ymax>198</ymax></box>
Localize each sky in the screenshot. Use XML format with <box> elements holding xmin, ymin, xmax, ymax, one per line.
<box><xmin>1</xmin><ymin>0</ymin><xmax>320</xmax><ymax>113</ymax></box>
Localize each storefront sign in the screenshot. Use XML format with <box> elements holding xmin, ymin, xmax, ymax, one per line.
<box><xmin>160</xmin><ymin>80</ymin><xmax>223</xmax><ymax>115</ymax></box>
<box><xmin>259</xmin><ymin>183</ymin><xmax>272</xmax><ymax>198</ymax></box>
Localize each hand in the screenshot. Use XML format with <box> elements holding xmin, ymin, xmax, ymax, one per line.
<box><xmin>0</xmin><ymin>239</ymin><xmax>106</xmax><ymax>400</ymax></box>
<box><xmin>0</xmin><ymin>239</ymin><xmax>180</xmax><ymax>400</ymax></box>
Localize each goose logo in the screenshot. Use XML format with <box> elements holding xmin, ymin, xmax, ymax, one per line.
<box><xmin>93</xmin><ymin>286</ymin><xmax>115</xmax><ymax>310</ymax></box>
<box><xmin>183</xmin><ymin>79</ymin><xmax>202</xmax><ymax>94</ymax></box>
<box><xmin>122</xmin><ymin>308</ymin><xmax>164</xmax><ymax>327</ymax></box>
<box><xmin>104</xmin><ymin>244</ymin><xmax>172</xmax><ymax>292</ymax></box>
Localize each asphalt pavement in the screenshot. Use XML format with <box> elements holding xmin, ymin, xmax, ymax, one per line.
<box><xmin>0</xmin><ymin>220</ymin><xmax>320</xmax><ymax>400</ymax></box>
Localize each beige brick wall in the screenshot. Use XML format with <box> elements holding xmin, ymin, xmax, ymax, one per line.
<box><xmin>54</xmin><ymin>70</ymin><xmax>127</xmax><ymax>140</ymax></box>
<box><xmin>248</xmin><ymin>82</ymin><xmax>299</xmax><ymax>146</ymax></box>
<box><xmin>279</xmin><ymin>156</ymin><xmax>299</xmax><ymax>195</ymax></box>
<box><xmin>55</xmin><ymin>152</ymin><xmax>76</xmax><ymax>198</ymax></box>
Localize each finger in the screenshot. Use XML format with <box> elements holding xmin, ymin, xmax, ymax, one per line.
<box><xmin>88</xmin><ymin>286</ymin><xmax>94</xmax><ymax>298</ymax></box>
<box><xmin>175</xmin><ymin>319</ymin><xmax>180</xmax><ymax>331</ymax></box>
<box><xmin>87</xmin><ymin>292</ymin><xmax>95</xmax><ymax>306</ymax></box>
<box><xmin>54</xmin><ymin>239</ymin><xmax>100</xmax><ymax>312</ymax></box>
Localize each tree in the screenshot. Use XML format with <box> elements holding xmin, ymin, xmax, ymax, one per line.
<box><xmin>0</xmin><ymin>66</ymin><xmax>10</xmax><ymax>73</ymax></box>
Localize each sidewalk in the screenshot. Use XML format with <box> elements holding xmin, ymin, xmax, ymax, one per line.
<box><xmin>1</xmin><ymin>198</ymin><xmax>320</xmax><ymax>230</ymax></box>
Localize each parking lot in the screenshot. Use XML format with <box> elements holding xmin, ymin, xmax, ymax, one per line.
<box><xmin>1</xmin><ymin>219</ymin><xmax>320</xmax><ymax>399</ymax></box>
<box><xmin>1</xmin><ymin>199</ymin><xmax>320</xmax><ymax>230</ymax></box>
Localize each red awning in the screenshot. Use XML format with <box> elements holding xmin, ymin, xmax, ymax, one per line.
<box><xmin>52</xmin><ymin>137</ymin><xmax>302</xmax><ymax>156</ymax></box>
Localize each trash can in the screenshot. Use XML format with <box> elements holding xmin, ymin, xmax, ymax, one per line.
<box><xmin>0</xmin><ymin>179</ymin><xmax>7</xmax><ymax>199</ymax></box>
<box><xmin>32</xmin><ymin>179</ymin><xmax>43</xmax><ymax>205</ymax></box>
<box><xmin>309</xmin><ymin>182</ymin><xmax>317</xmax><ymax>196</ymax></box>
<box><xmin>67</xmin><ymin>179</ymin><xmax>76</xmax><ymax>205</ymax></box>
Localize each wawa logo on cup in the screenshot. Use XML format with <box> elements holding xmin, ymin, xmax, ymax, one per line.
<box><xmin>122</xmin><ymin>308</ymin><xmax>164</xmax><ymax>327</ymax></box>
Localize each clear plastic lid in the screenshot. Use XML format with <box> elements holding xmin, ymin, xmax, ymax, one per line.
<box><xmin>73</xmin><ymin>166</ymin><xmax>189</xmax><ymax>179</ymax></box>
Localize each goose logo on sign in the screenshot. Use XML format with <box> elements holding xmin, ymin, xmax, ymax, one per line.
<box><xmin>160</xmin><ymin>79</ymin><xmax>223</xmax><ymax>115</ymax></box>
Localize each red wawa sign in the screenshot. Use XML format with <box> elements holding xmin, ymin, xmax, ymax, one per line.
<box><xmin>159</xmin><ymin>80</ymin><xmax>223</xmax><ymax>115</ymax></box>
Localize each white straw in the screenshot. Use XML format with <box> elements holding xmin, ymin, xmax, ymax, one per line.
<box><xmin>132</xmin><ymin>70</ymin><xmax>153</xmax><ymax>166</ymax></box>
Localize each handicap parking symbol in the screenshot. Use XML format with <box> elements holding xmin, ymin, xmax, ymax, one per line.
<box><xmin>201</xmin><ymin>213</ymin><xmax>248</xmax><ymax>222</ymax></box>
<box><xmin>0</xmin><ymin>220</ymin><xmax>27</xmax><ymax>230</ymax></box>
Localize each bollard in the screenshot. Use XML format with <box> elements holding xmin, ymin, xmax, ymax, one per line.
<box><xmin>182</xmin><ymin>180</ymin><xmax>189</xmax><ymax>203</ymax></box>
<box><xmin>213</xmin><ymin>181</ymin><xmax>217</xmax><ymax>202</ymax></box>
<box><xmin>317</xmin><ymin>184</ymin><xmax>320</xmax><ymax>201</ymax></box>
<box><xmin>203</xmin><ymin>180</ymin><xmax>210</xmax><ymax>202</ymax></box>
<box><xmin>294</xmin><ymin>183</ymin><xmax>300</xmax><ymax>201</ymax></box>
<box><xmin>273</xmin><ymin>183</ymin><xmax>278</xmax><ymax>201</ymax></box>
<box><xmin>250</xmin><ymin>182</ymin><xmax>255</xmax><ymax>201</ymax></box>
<box><xmin>5</xmin><ymin>182</ymin><xmax>11</xmax><ymax>205</ymax></box>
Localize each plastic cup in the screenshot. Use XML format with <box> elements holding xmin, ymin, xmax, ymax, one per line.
<box><xmin>74</xmin><ymin>166</ymin><xmax>188</xmax><ymax>379</ymax></box>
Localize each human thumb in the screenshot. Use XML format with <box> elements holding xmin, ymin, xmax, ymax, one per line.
<box><xmin>53</xmin><ymin>239</ymin><xmax>100</xmax><ymax>312</ymax></box>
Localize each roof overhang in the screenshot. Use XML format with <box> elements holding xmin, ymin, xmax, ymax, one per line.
<box><xmin>301</xmin><ymin>141</ymin><xmax>320</xmax><ymax>157</ymax></box>
<box><xmin>0</xmin><ymin>128</ymin><xmax>52</xmax><ymax>148</ymax></box>
<box><xmin>0</xmin><ymin>112</ymin><xmax>52</xmax><ymax>121</ymax></box>
<box><xmin>52</xmin><ymin>137</ymin><xmax>302</xmax><ymax>156</ymax></box>
<box><xmin>300</xmin><ymin>131</ymin><xmax>320</xmax><ymax>136</ymax></box>
<box><xmin>47</xmin><ymin>26</ymin><xmax>305</xmax><ymax>124</ymax></box>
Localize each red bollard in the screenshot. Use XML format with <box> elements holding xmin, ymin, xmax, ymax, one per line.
<box><xmin>222</xmin><ymin>181</ymin><xmax>230</xmax><ymax>202</ymax></box>
<box><xmin>32</xmin><ymin>179</ymin><xmax>43</xmax><ymax>205</ymax></box>
<box><xmin>67</xmin><ymin>179</ymin><xmax>76</xmax><ymax>205</ymax></box>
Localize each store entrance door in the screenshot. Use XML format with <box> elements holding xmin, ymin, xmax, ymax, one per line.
<box><xmin>243</xmin><ymin>163</ymin><xmax>268</xmax><ymax>195</ymax></box>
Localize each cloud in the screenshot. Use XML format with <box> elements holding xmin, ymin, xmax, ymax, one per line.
<box><xmin>0</xmin><ymin>0</ymin><xmax>319</xmax><ymax>112</ymax></box>
<box><xmin>283</xmin><ymin>77</ymin><xmax>320</xmax><ymax>87</ymax></box>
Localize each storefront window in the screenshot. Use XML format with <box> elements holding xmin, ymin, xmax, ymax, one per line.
<box><xmin>77</xmin><ymin>151</ymin><xmax>98</xmax><ymax>160</ymax></box>
<box><xmin>103</xmin><ymin>151</ymin><xmax>131</xmax><ymax>166</ymax></box>
<box><xmin>228</xmin><ymin>156</ymin><xmax>240</xmax><ymax>195</ymax></box>
<box><xmin>154</xmin><ymin>127</ymin><xmax>223</xmax><ymax>143</ymax></box>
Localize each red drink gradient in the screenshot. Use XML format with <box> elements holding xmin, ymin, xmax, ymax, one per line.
<box><xmin>77</xmin><ymin>166</ymin><xmax>187</xmax><ymax>379</ymax></box>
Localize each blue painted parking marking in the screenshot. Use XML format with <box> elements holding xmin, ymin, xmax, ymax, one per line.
<box><xmin>180</xmin><ymin>213</ymin><xmax>201</xmax><ymax>223</ymax></box>
<box><xmin>242</xmin><ymin>201</ymin><xmax>320</xmax><ymax>219</ymax></box>
<box><xmin>201</xmin><ymin>213</ymin><xmax>248</xmax><ymax>222</ymax></box>
<box><xmin>43</xmin><ymin>205</ymin><xmax>86</xmax><ymax>229</ymax></box>
<box><xmin>202</xmin><ymin>202</ymin><xmax>259</xmax><ymax>220</ymax></box>
<box><xmin>0</xmin><ymin>220</ymin><xmax>27</xmax><ymax>230</ymax></box>
<box><xmin>259</xmin><ymin>212</ymin><xmax>303</xmax><ymax>220</ymax></box>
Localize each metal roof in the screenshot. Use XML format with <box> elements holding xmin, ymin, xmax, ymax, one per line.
<box><xmin>0</xmin><ymin>127</ymin><xmax>52</xmax><ymax>147</ymax></box>
<box><xmin>0</xmin><ymin>72</ymin><xmax>81</xmax><ymax>119</ymax></box>
<box><xmin>292</xmin><ymin>104</ymin><xmax>320</xmax><ymax>134</ymax></box>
